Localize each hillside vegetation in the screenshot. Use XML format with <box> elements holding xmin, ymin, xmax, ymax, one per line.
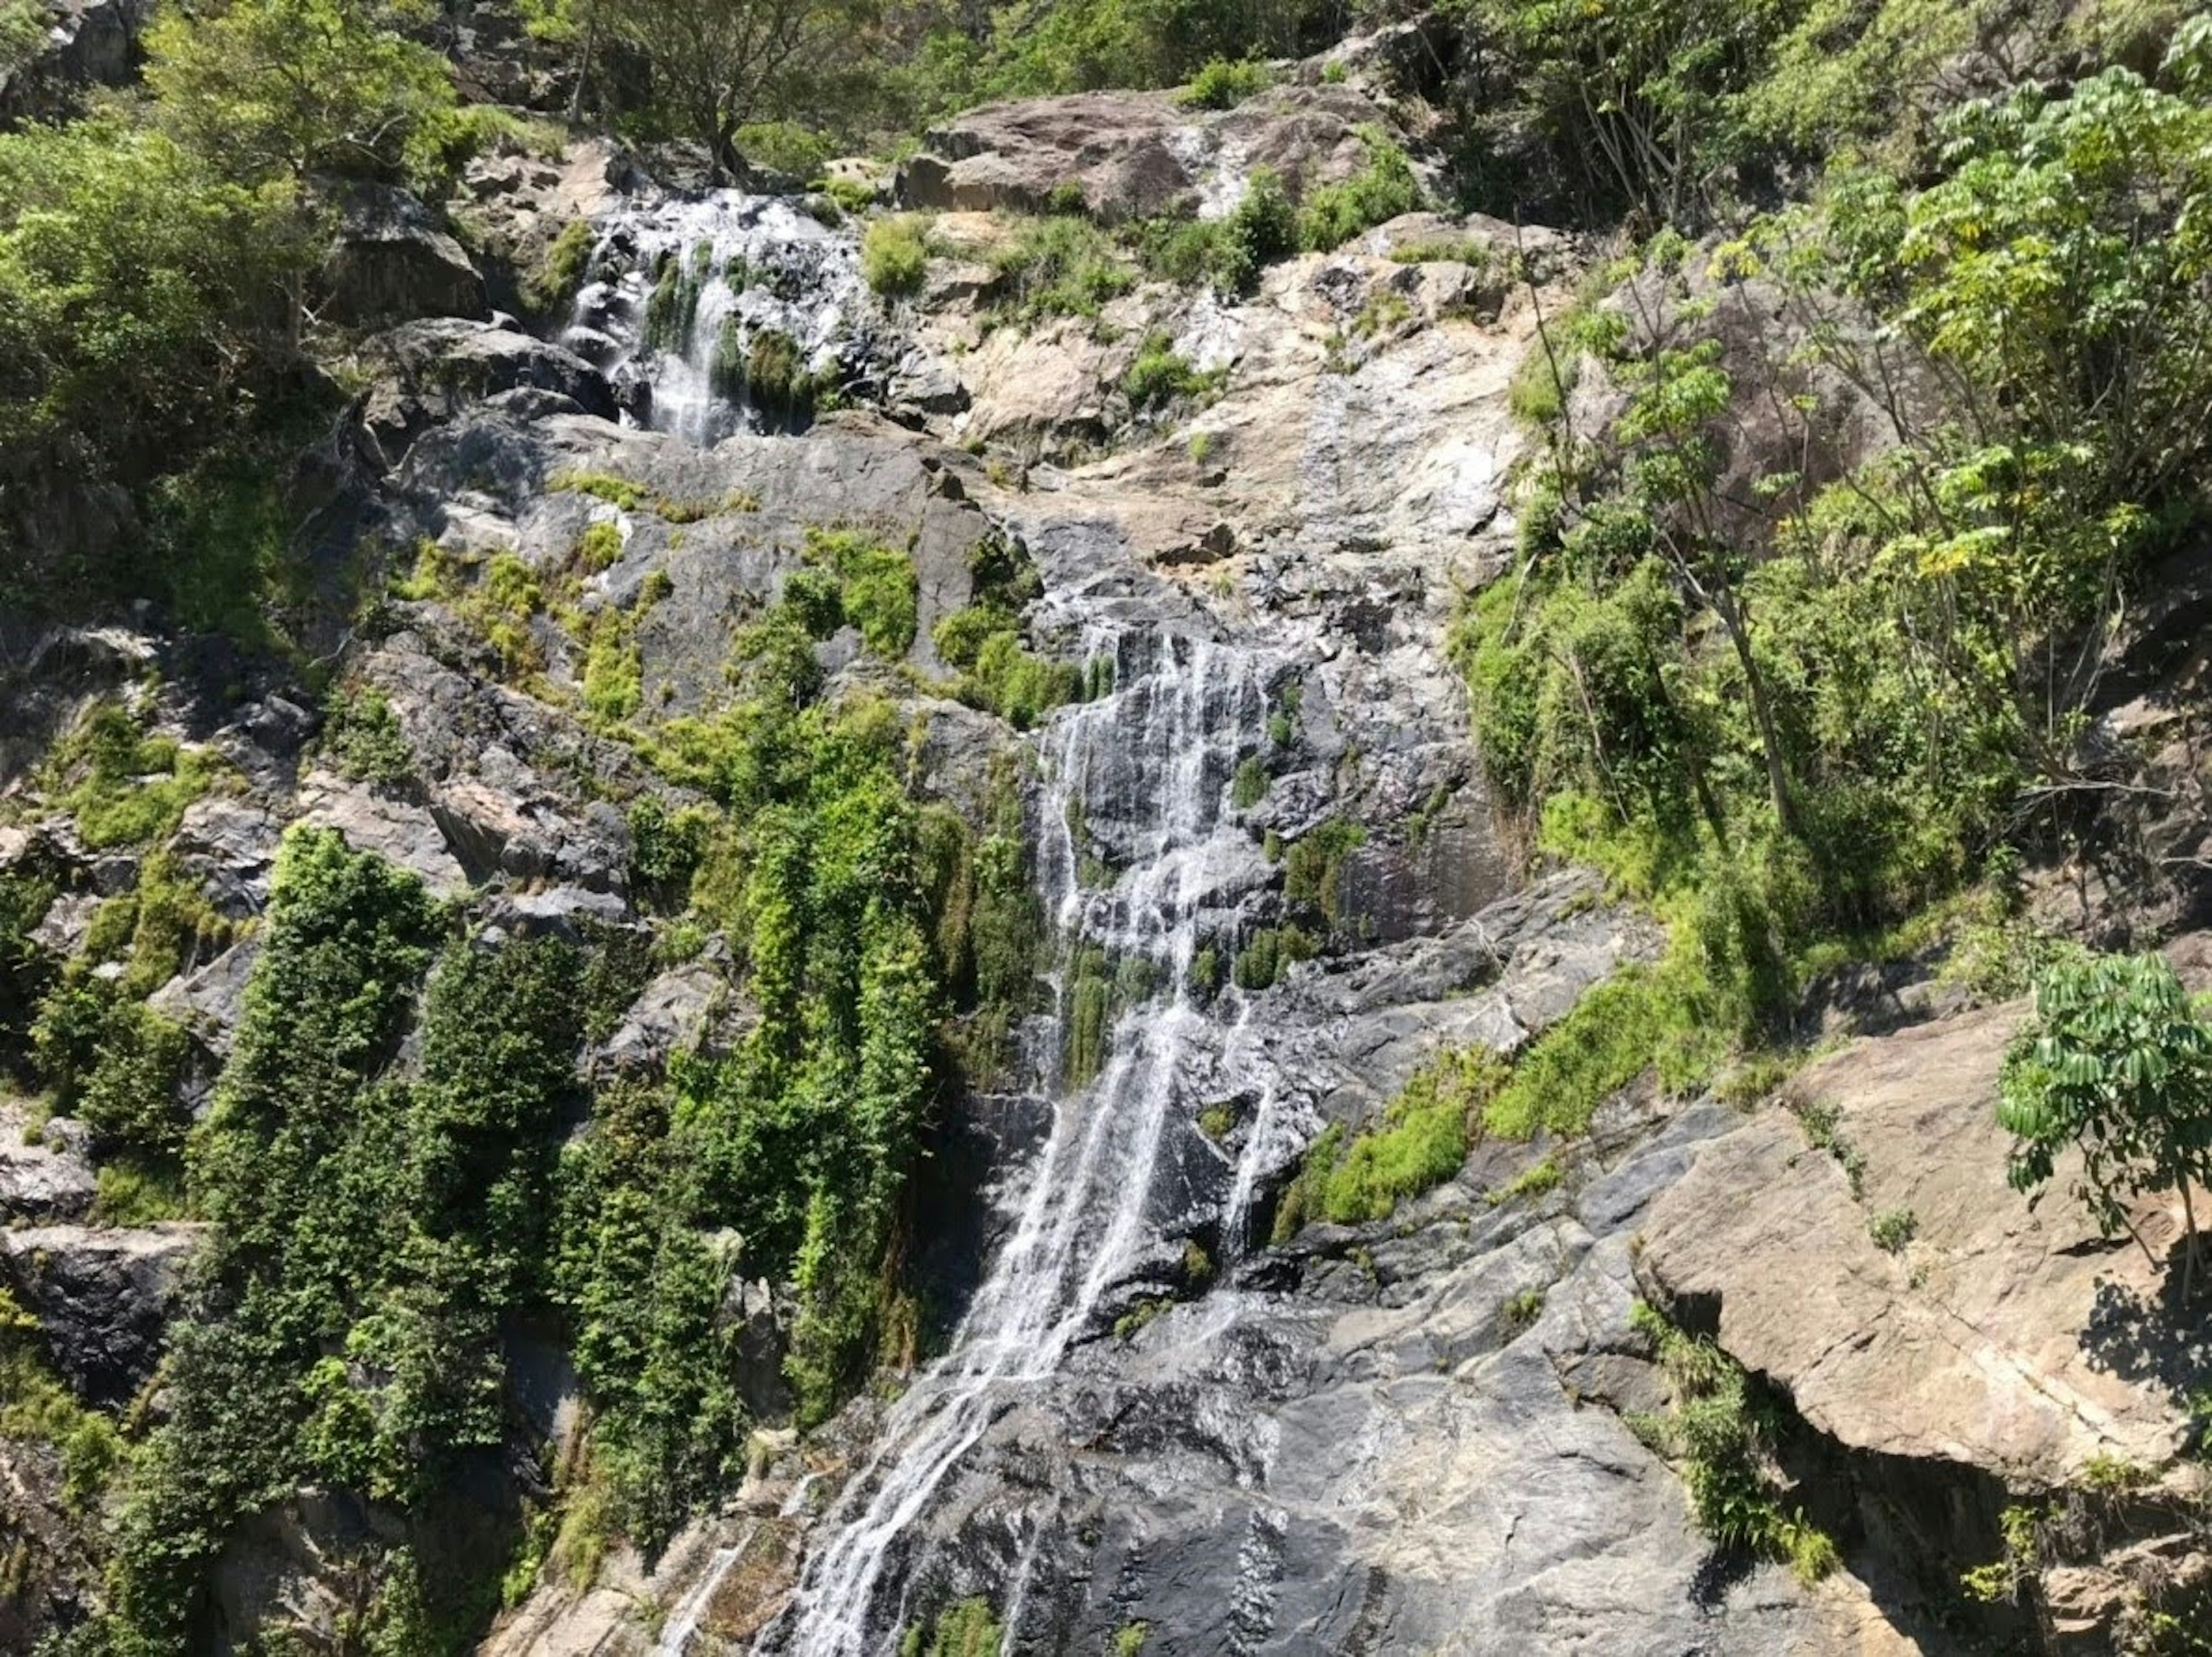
<box><xmin>4</xmin><ymin>1</ymin><xmax>2211</xmax><ymax>1652</ymax></box>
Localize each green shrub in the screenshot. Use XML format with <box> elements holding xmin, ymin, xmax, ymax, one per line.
<box><xmin>863</xmin><ymin>214</ymin><xmax>934</xmax><ymax>297</ymax></box>
<box><xmin>988</xmin><ymin>214</ymin><xmax>1133</xmax><ymax>323</ymax></box>
<box><xmin>524</xmin><ymin>215</ymin><xmax>596</xmax><ymax>317</ymax></box>
<box><xmin>1297</xmin><ymin>126</ymin><xmax>1421</xmax><ymax>252</ymax></box>
<box><xmin>1281</xmin><ymin>1048</ymin><xmax>1504</xmax><ymax>1230</ymax></box>
<box><xmin>1122</xmin><ymin>329</ymin><xmax>1214</xmax><ymax>411</ymax></box>
<box><xmin>1231</xmin><ymin>756</ymin><xmax>1268</xmax><ymax>809</ymax></box>
<box><xmin>804</xmin><ymin>526</ymin><xmax>919</xmax><ymax>658</ymax></box>
<box><xmin>323</xmin><ymin>685</ymin><xmax>414</xmax><ymax>785</ymax></box>
<box><xmin>576</xmin><ymin>520</ymin><xmax>625</xmax><ymax>574</ymax></box>
<box><xmin>734</xmin><ymin>119</ymin><xmax>832</xmax><ymax>179</ymax></box>
<box><xmin>1131</xmin><ymin>166</ymin><xmax>1296</xmax><ymax>295</ymax></box>
<box><xmin>33</xmin><ymin>979</ymin><xmax>191</xmax><ymax>1159</ymax></box>
<box><xmin>1282</xmin><ymin>819</ymin><xmax>1366</xmax><ymax>928</ymax></box>
<box><xmin>1182</xmin><ymin>56</ymin><xmax>1271</xmax><ymax>109</ymax></box>
<box><xmin>1868</xmin><ymin>1207</ymin><xmax>1916</xmax><ymax>1253</ymax></box>
<box><xmin>1627</xmin><ymin>1302</ymin><xmax>1839</xmax><ymax>1584</ymax></box>
<box><xmin>581</xmin><ymin>609</ymin><xmax>643</xmax><ymax>722</ymax></box>
<box><xmin>50</xmin><ymin>702</ymin><xmax>219</xmax><ymax>850</ymax></box>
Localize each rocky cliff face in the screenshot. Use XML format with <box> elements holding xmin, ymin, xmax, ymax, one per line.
<box><xmin>3</xmin><ymin>31</ymin><xmax>2207</xmax><ymax>1657</ymax></box>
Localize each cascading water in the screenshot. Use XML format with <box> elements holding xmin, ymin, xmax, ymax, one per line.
<box><xmin>564</xmin><ymin>192</ymin><xmax>865</xmax><ymax>443</ymax></box>
<box><xmin>762</xmin><ymin>627</ymin><xmax>1282</xmax><ymax>1656</ymax></box>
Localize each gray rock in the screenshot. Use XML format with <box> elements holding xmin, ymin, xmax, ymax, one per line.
<box><xmin>146</xmin><ymin>938</ymin><xmax>262</xmax><ymax>1060</ymax></box>
<box><xmin>0</xmin><ymin>1104</ymin><xmax>96</xmax><ymax>1223</ymax></box>
<box><xmin>897</xmin><ymin>84</ymin><xmax>1411</xmax><ymax>223</ymax></box>
<box><xmin>0</xmin><ymin>1223</ymin><xmax>200</xmax><ymax>1406</ymax></box>
<box><xmin>321</xmin><ymin>182</ymin><xmax>489</xmax><ymax>329</ymax></box>
<box><xmin>0</xmin><ymin>0</ymin><xmax>153</xmax><ymax>123</ymax></box>
<box><xmin>172</xmin><ymin>797</ymin><xmax>281</xmax><ymax>919</ymax></box>
<box><xmin>296</xmin><ymin>768</ymin><xmax>468</xmax><ymax>896</ymax></box>
<box><xmin>596</xmin><ymin>962</ymin><xmax>733</xmax><ymax>1072</ymax></box>
<box><xmin>359</xmin><ymin>317</ymin><xmax>615</xmax><ymax>467</ymax></box>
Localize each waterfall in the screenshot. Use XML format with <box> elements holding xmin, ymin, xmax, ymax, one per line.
<box><xmin>563</xmin><ymin>191</ymin><xmax>863</xmax><ymax>443</ymax></box>
<box><xmin>767</xmin><ymin>628</ymin><xmax>1278</xmax><ymax>1655</ymax></box>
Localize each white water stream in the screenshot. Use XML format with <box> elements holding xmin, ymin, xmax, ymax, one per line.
<box><xmin>772</xmin><ymin>630</ymin><xmax>1278</xmax><ymax>1655</ymax></box>
<box><xmin>566</xmin><ymin>191</ymin><xmax>863</xmax><ymax>444</ymax></box>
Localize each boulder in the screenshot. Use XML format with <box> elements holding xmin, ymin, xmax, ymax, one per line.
<box><xmin>146</xmin><ymin>938</ymin><xmax>262</xmax><ymax>1060</ymax></box>
<box><xmin>0</xmin><ymin>1223</ymin><xmax>200</xmax><ymax>1406</ymax></box>
<box><xmin>0</xmin><ymin>1105</ymin><xmax>96</xmax><ymax>1223</ymax></box>
<box><xmin>296</xmin><ymin>768</ymin><xmax>469</xmax><ymax>897</ymax></box>
<box><xmin>359</xmin><ymin>317</ymin><xmax>616</xmax><ymax>465</ymax></box>
<box><xmin>172</xmin><ymin>797</ymin><xmax>282</xmax><ymax>920</ymax></box>
<box><xmin>1639</xmin><ymin>1002</ymin><xmax>2195</xmax><ymax>1491</ymax></box>
<box><xmin>320</xmin><ymin>182</ymin><xmax>490</xmax><ymax>328</ymax></box>
<box><xmin>897</xmin><ymin>84</ymin><xmax>1412</xmax><ymax>224</ymax></box>
<box><xmin>0</xmin><ymin>0</ymin><xmax>153</xmax><ymax>123</ymax></box>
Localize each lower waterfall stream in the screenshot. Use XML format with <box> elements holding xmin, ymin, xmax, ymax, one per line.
<box><xmin>767</xmin><ymin>630</ymin><xmax>1284</xmax><ymax>1654</ymax></box>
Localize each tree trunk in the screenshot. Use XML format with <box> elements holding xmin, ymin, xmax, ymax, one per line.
<box><xmin>567</xmin><ymin>1</ymin><xmax>600</xmax><ymax>124</ymax></box>
<box><xmin>1685</xmin><ymin>566</ymin><xmax>1800</xmax><ymax>840</ymax></box>
<box><xmin>2181</xmin><ymin>1174</ymin><xmax>2200</xmax><ymax>1302</ymax></box>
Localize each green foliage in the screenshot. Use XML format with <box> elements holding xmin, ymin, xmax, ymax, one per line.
<box><xmin>804</xmin><ymin>526</ymin><xmax>921</xmax><ymax>658</ymax></box>
<box><xmin>1998</xmin><ymin>950</ymin><xmax>2212</xmax><ymax>1284</ymax></box>
<box><xmin>1828</xmin><ymin>68</ymin><xmax>2212</xmax><ymax>611</ymax></box>
<box><xmin>552</xmin><ymin>469</ymin><xmax>649</xmax><ymax>512</ymax></box>
<box><xmin>1230</xmin><ymin>923</ymin><xmax>1316</xmax><ymax>992</ymax></box>
<box><xmin>964</xmin><ymin>0</ymin><xmax>1328</xmax><ymax>100</ymax></box>
<box><xmin>0</xmin><ymin>115</ymin><xmax>312</xmax><ymax>579</ymax></box>
<box><xmin>1282</xmin><ymin>819</ymin><xmax>1365</xmax><ymax>929</ymax></box>
<box><xmin>1122</xmin><ymin>330</ymin><xmax>1218</xmax><ymax>412</ymax></box>
<box><xmin>1182</xmin><ymin>55</ymin><xmax>1272</xmax><ymax>109</ymax></box>
<box><xmin>1281</xmin><ymin>1047</ymin><xmax>1505</xmax><ymax>1228</ymax></box>
<box><xmin>1</xmin><ymin>1285</ymin><xmax>119</xmax><ymax>1508</ymax></box>
<box><xmin>1868</xmin><ymin>1206</ymin><xmax>1916</xmax><ymax>1253</ymax></box>
<box><xmin>1132</xmin><ymin>166</ymin><xmax>1297</xmax><ymax>296</ymax></box>
<box><xmin>32</xmin><ymin>979</ymin><xmax>191</xmax><ymax>1161</ymax></box>
<box><xmin>1297</xmin><ymin>127</ymin><xmax>1421</xmax><ymax>252</ymax></box>
<box><xmin>1627</xmin><ymin>1301</ymin><xmax>1840</xmax><ymax>1583</ymax></box>
<box><xmin>863</xmin><ymin>214</ymin><xmax>935</xmax><ymax>297</ymax></box>
<box><xmin>1736</xmin><ymin>0</ymin><xmax>1978</xmax><ymax>159</ymax></box>
<box><xmin>1452</xmin><ymin>0</ymin><xmax>1796</xmax><ymax>222</ymax></box>
<box><xmin>903</xmin><ymin>1595</ymin><xmax>1004</xmax><ymax>1657</ymax></box>
<box><xmin>524</xmin><ymin>217</ymin><xmax>597</xmax><ymax>318</ymax></box>
<box><xmin>89</xmin><ymin>828</ymin><xmax>615</xmax><ymax>1652</ymax></box>
<box><xmin>1112</xmin><ymin>1622</ymin><xmax>1150</xmax><ymax>1656</ymax></box>
<box><xmin>50</xmin><ymin>703</ymin><xmax>219</xmax><ymax>850</ymax></box>
<box><xmin>643</xmin><ymin>244</ymin><xmax>714</xmax><ymax>355</ymax></box>
<box><xmin>607</xmin><ymin>0</ymin><xmax>863</xmax><ymax>179</ymax></box>
<box><xmin>323</xmin><ymin>685</ymin><xmax>415</xmax><ymax>785</ymax></box>
<box><xmin>736</xmin><ymin>120</ymin><xmax>835</xmax><ymax>180</ymax></box>
<box><xmin>712</xmin><ymin>324</ymin><xmax>831</xmax><ymax>427</ymax></box>
<box><xmin>144</xmin><ymin>0</ymin><xmax>458</xmax><ymax>190</ymax></box>
<box><xmin>987</xmin><ymin>214</ymin><xmax>1134</xmax><ymax>323</ymax></box>
<box><xmin>933</xmin><ymin>540</ymin><xmax>1080</xmax><ymax>729</ymax></box>
<box><xmin>577</xmin><ymin>520</ymin><xmax>626</xmax><ymax>575</ymax></box>
<box><xmin>582</xmin><ymin>608</ymin><xmax>644</xmax><ymax>723</ymax></box>
<box><xmin>1231</xmin><ymin>756</ymin><xmax>1268</xmax><ymax>810</ymax></box>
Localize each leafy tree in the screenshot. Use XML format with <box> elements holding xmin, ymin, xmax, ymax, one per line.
<box><xmin>1998</xmin><ymin>950</ymin><xmax>2212</xmax><ymax>1297</ymax></box>
<box><xmin>609</xmin><ymin>0</ymin><xmax>863</xmax><ymax>180</ymax></box>
<box><xmin>142</xmin><ymin>0</ymin><xmax>457</xmax><ymax>189</ymax></box>
<box><xmin>1824</xmin><ymin>62</ymin><xmax>2212</xmax><ymax>680</ymax></box>
<box><xmin>1457</xmin><ymin>0</ymin><xmax>1798</xmax><ymax>222</ymax></box>
<box><xmin>0</xmin><ymin>120</ymin><xmax>308</xmax><ymax>481</ymax></box>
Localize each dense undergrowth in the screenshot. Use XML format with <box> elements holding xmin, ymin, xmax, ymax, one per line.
<box><xmin>1273</xmin><ymin>3</ymin><xmax>2212</xmax><ymax>1237</ymax></box>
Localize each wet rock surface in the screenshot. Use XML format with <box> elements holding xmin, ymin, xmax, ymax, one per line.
<box><xmin>0</xmin><ymin>1222</ymin><xmax>199</xmax><ymax>1406</ymax></box>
